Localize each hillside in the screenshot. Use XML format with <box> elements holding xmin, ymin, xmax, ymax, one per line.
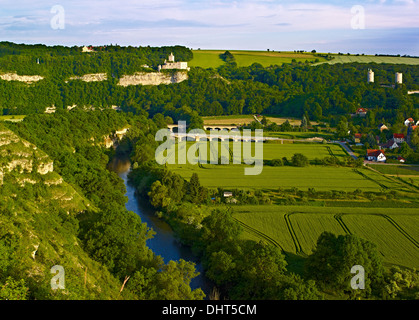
<box><xmin>0</xmin><ymin>123</ymin><xmax>125</xmax><ymax>300</ymax></box>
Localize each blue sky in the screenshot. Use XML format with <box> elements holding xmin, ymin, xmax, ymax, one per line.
<box><xmin>1</xmin><ymin>0</ymin><xmax>418</xmax><ymax>54</ymax></box>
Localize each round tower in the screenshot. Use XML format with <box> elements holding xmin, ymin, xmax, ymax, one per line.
<box><xmin>395</xmin><ymin>72</ymin><xmax>403</xmax><ymax>84</ymax></box>
<box><xmin>367</xmin><ymin>68</ymin><xmax>374</xmax><ymax>83</ymax></box>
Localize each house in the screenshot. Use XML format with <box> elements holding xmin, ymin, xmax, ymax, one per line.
<box><xmin>82</xmin><ymin>46</ymin><xmax>94</xmax><ymax>53</ymax></box>
<box><xmin>366</xmin><ymin>149</ymin><xmax>386</xmax><ymax>162</ymax></box>
<box><xmin>393</xmin><ymin>133</ymin><xmax>405</xmax><ymax>143</ymax></box>
<box><xmin>397</xmin><ymin>157</ymin><xmax>406</xmax><ymax>163</ymax></box>
<box><xmin>378</xmin><ymin>124</ymin><xmax>389</xmax><ymax>132</ymax></box>
<box><xmin>356</xmin><ymin>108</ymin><xmax>367</xmax><ymax>117</ymax></box>
<box><xmin>379</xmin><ymin>139</ymin><xmax>399</xmax><ymax>150</ymax></box>
<box><xmin>354</xmin><ymin>133</ymin><xmax>362</xmax><ymax>143</ymax></box>
<box><xmin>404</xmin><ymin>118</ymin><xmax>414</xmax><ymax>126</ymax></box>
<box><xmin>223</xmin><ymin>192</ymin><xmax>233</xmax><ymax>198</ymax></box>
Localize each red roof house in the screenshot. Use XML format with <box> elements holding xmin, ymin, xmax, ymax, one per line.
<box><xmin>366</xmin><ymin>149</ymin><xmax>386</xmax><ymax>162</ymax></box>
<box><xmin>393</xmin><ymin>133</ymin><xmax>405</xmax><ymax>143</ymax></box>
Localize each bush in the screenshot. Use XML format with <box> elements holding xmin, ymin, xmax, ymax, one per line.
<box><xmin>292</xmin><ymin>153</ymin><xmax>309</xmax><ymax>167</ymax></box>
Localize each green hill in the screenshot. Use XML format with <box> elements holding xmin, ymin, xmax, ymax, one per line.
<box><xmin>0</xmin><ymin>124</ymin><xmax>124</xmax><ymax>300</ymax></box>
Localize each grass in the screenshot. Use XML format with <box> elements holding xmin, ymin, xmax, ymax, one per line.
<box><xmin>190</xmin><ymin>50</ymin><xmax>327</xmax><ymax>68</ymax></box>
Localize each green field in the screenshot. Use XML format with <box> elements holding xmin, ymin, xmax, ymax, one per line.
<box><xmin>233</xmin><ymin>205</ymin><xmax>419</xmax><ymax>269</ymax></box>
<box><xmin>165</xmin><ymin>140</ymin><xmax>419</xmax><ymax>269</ymax></box>
<box><xmin>368</xmin><ymin>164</ymin><xmax>419</xmax><ymax>176</ymax></box>
<box><xmin>190</xmin><ymin>50</ymin><xmax>419</xmax><ymax>69</ymax></box>
<box><xmin>315</xmin><ymin>54</ymin><xmax>419</xmax><ymax>66</ymax></box>
<box><xmin>190</xmin><ymin>50</ymin><xmax>326</xmax><ymax>68</ymax></box>
<box><xmin>166</xmin><ymin>142</ymin><xmax>398</xmax><ymax>192</ymax></box>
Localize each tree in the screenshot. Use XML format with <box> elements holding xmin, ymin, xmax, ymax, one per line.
<box><xmin>292</xmin><ymin>153</ymin><xmax>309</xmax><ymax>167</ymax></box>
<box><xmin>305</xmin><ymin>232</ymin><xmax>385</xmax><ymax>297</ymax></box>
<box><xmin>300</xmin><ymin>115</ymin><xmax>308</xmax><ymax>132</ymax></box>
<box><xmin>0</xmin><ymin>277</ymin><xmax>28</xmax><ymax>300</ymax></box>
<box><xmin>148</xmin><ymin>180</ymin><xmax>170</xmax><ymax>209</ymax></box>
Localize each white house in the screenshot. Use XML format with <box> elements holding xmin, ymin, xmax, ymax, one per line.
<box><xmin>367</xmin><ymin>149</ymin><xmax>386</xmax><ymax>162</ymax></box>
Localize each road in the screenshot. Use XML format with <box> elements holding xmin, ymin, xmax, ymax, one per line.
<box><xmin>330</xmin><ymin>141</ymin><xmax>358</xmax><ymax>160</ymax></box>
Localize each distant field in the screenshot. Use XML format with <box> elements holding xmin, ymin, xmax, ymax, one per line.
<box><xmin>189</xmin><ymin>50</ymin><xmax>419</xmax><ymax>68</ymax></box>
<box><xmin>315</xmin><ymin>54</ymin><xmax>419</xmax><ymax>66</ymax></box>
<box><xmin>233</xmin><ymin>205</ymin><xmax>419</xmax><ymax>269</ymax></box>
<box><xmin>190</xmin><ymin>50</ymin><xmax>326</xmax><ymax>68</ymax></box>
<box><xmin>202</xmin><ymin>115</ymin><xmax>308</xmax><ymax>126</ymax></box>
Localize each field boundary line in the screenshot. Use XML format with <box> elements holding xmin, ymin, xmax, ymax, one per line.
<box><xmin>353</xmin><ymin>168</ymin><xmax>388</xmax><ymax>190</ymax></box>
<box><xmin>380</xmin><ymin>214</ymin><xmax>419</xmax><ymax>249</ymax></box>
<box><xmin>334</xmin><ymin>214</ymin><xmax>352</xmax><ymax>234</ymax></box>
<box><xmin>284</xmin><ymin>213</ymin><xmax>303</xmax><ymax>254</ymax></box>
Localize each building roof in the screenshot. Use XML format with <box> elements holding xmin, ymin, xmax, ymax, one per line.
<box><xmin>379</xmin><ymin>139</ymin><xmax>398</xmax><ymax>149</ymax></box>
<box><xmin>367</xmin><ymin>149</ymin><xmax>384</xmax><ymax>157</ymax></box>
<box><xmin>357</xmin><ymin>108</ymin><xmax>367</xmax><ymax>113</ymax></box>
<box><xmin>354</xmin><ymin>133</ymin><xmax>362</xmax><ymax>138</ymax></box>
<box><xmin>393</xmin><ymin>133</ymin><xmax>405</xmax><ymax>139</ymax></box>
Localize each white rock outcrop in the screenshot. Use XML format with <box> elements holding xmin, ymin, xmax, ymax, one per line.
<box><xmin>118</xmin><ymin>71</ymin><xmax>188</xmax><ymax>86</ymax></box>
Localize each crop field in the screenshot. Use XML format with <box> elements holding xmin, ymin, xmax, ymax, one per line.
<box><xmin>233</xmin><ymin>205</ymin><xmax>419</xmax><ymax>269</ymax></box>
<box><xmin>314</xmin><ymin>54</ymin><xmax>419</xmax><ymax>65</ymax></box>
<box><xmin>190</xmin><ymin>50</ymin><xmax>326</xmax><ymax>68</ymax></box>
<box><xmin>368</xmin><ymin>164</ymin><xmax>419</xmax><ymax>176</ymax></box>
<box><xmin>166</xmin><ymin>141</ymin><xmax>401</xmax><ymax>192</ymax></box>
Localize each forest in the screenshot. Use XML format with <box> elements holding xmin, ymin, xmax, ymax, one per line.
<box><xmin>1</xmin><ymin>42</ymin><xmax>418</xmax><ymax>129</ymax></box>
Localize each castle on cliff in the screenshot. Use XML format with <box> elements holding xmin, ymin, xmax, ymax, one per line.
<box><xmin>158</xmin><ymin>53</ymin><xmax>190</xmax><ymax>71</ymax></box>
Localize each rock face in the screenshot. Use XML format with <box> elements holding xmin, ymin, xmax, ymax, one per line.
<box><xmin>0</xmin><ymin>125</ymin><xmax>54</xmax><ymax>185</ymax></box>
<box><xmin>0</xmin><ymin>73</ymin><xmax>44</xmax><ymax>83</ymax></box>
<box><xmin>69</xmin><ymin>73</ymin><xmax>107</xmax><ymax>82</ymax></box>
<box><xmin>118</xmin><ymin>71</ymin><xmax>188</xmax><ymax>86</ymax></box>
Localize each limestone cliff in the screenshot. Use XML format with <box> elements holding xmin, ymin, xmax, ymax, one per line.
<box><xmin>68</xmin><ymin>73</ymin><xmax>108</xmax><ymax>82</ymax></box>
<box><xmin>0</xmin><ymin>73</ymin><xmax>44</xmax><ymax>83</ymax></box>
<box><xmin>118</xmin><ymin>71</ymin><xmax>188</xmax><ymax>86</ymax></box>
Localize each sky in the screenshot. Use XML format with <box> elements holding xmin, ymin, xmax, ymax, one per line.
<box><xmin>1</xmin><ymin>0</ymin><xmax>418</xmax><ymax>55</ymax></box>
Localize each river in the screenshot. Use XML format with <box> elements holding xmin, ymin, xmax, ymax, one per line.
<box><xmin>108</xmin><ymin>157</ymin><xmax>213</xmax><ymax>297</ymax></box>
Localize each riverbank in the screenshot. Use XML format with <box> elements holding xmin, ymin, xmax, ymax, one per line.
<box><xmin>108</xmin><ymin>156</ymin><xmax>213</xmax><ymax>297</ymax></box>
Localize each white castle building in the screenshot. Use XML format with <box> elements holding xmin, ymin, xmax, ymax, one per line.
<box><xmin>158</xmin><ymin>53</ymin><xmax>190</xmax><ymax>71</ymax></box>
